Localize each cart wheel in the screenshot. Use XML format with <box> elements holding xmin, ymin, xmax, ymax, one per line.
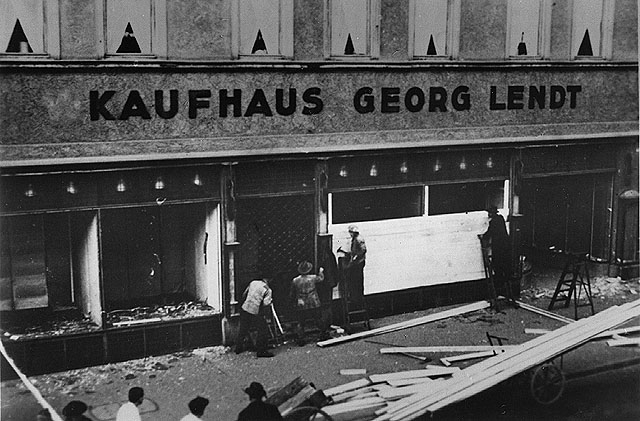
<box><xmin>530</xmin><ymin>363</ymin><xmax>566</xmax><ymax>405</ymax></box>
<box><xmin>283</xmin><ymin>406</ymin><xmax>334</xmax><ymax>421</ymax></box>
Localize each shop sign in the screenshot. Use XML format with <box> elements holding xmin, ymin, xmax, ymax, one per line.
<box><xmin>89</xmin><ymin>85</ymin><xmax>581</xmax><ymax>121</ymax></box>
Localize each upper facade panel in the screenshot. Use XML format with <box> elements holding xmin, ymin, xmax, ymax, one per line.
<box><xmin>0</xmin><ymin>0</ymin><xmax>636</xmax><ymax>63</ymax></box>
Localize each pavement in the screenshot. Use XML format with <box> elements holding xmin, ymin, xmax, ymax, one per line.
<box><xmin>2</xmin><ymin>270</ymin><xmax>639</xmax><ymax>421</ymax></box>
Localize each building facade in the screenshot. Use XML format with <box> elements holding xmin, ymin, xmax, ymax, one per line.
<box><xmin>0</xmin><ymin>0</ymin><xmax>638</xmax><ymax>375</ymax></box>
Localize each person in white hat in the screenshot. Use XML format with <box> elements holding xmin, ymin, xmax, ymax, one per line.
<box><xmin>340</xmin><ymin>225</ymin><xmax>367</xmax><ymax>308</ymax></box>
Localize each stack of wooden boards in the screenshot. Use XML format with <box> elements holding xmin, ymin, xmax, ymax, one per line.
<box><xmin>318</xmin><ymin>366</ymin><xmax>460</xmax><ymax>421</ymax></box>
<box><xmin>314</xmin><ymin>298</ymin><xmax>640</xmax><ymax>421</ymax></box>
<box><xmin>265</xmin><ymin>376</ymin><xmax>327</xmax><ymax>417</ymax></box>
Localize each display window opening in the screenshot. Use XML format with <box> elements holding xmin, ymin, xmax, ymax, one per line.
<box><xmin>0</xmin><ymin>211</ymin><xmax>102</xmax><ymax>337</ymax></box>
<box><xmin>100</xmin><ymin>202</ymin><xmax>221</xmax><ymax>326</ymax></box>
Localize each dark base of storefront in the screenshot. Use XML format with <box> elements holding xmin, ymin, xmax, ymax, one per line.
<box><xmin>1</xmin><ymin>315</ymin><xmax>222</xmax><ymax>381</ymax></box>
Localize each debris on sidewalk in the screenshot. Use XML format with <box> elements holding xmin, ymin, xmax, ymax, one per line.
<box><xmin>317</xmin><ymin>301</ymin><xmax>490</xmax><ymax>347</ymax></box>
<box><xmin>308</xmin><ymin>299</ymin><xmax>640</xmax><ymax>420</ymax></box>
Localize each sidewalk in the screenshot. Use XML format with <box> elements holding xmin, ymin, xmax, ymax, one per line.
<box><xmin>2</xmin><ymin>274</ymin><xmax>639</xmax><ymax>420</ymax></box>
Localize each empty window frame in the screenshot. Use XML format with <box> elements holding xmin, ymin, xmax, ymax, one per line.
<box><xmin>232</xmin><ymin>0</ymin><xmax>293</xmax><ymax>58</ymax></box>
<box><xmin>101</xmin><ymin>0</ymin><xmax>167</xmax><ymax>57</ymax></box>
<box><xmin>0</xmin><ymin>0</ymin><xmax>59</xmax><ymax>57</ymax></box>
<box><xmin>506</xmin><ymin>0</ymin><xmax>551</xmax><ymax>58</ymax></box>
<box><xmin>427</xmin><ymin>181</ymin><xmax>505</xmax><ymax>216</ymax></box>
<box><xmin>326</xmin><ymin>0</ymin><xmax>380</xmax><ymax>59</ymax></box>
<box><xmin>571</xmin><ymin>0</ymin><xmax>614</xmax><ymax>59</ymax></box>
<box><xmin>409</xmin><ymin>0</ymin><xmax>460</xmax><ymax>59</ymax></box>
<box><xmin>331</xmin><ymin>186</ymin><xmax>423</xmax><ymax>224</ymax></box>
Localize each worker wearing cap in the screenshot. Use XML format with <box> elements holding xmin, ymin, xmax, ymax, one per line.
<box><xmin>290</xmin><ymin>261</ymin><xmax>326</xmax><ymax>345</ymax></box>
<box><xmin>340</xmin><ymin>225</ymin><xmax>367</xmax><ymax>308</ymax></box>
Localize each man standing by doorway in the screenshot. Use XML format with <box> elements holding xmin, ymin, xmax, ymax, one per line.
<box><xmin>481</xmin><ymin>206</ymin><xmax>515</xmax><ymax>306</ymax></box>
<box><xmin>340</xmin><ymin>225</ymin><xmax>367</xmax><ymax>308</ymax></box>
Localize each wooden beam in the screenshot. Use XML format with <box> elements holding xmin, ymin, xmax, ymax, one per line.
<box><xmin>316</xmin><ymin>301</ymin><xmax>490</xmax><ymax>347</ymax></box>
<box><xmin>516</xmin><ymin>301</ymin><xmax>575</xmax><ymax>324</ymax></box>
<box><xmin>606</xmin><ymin>338</ymin><xmax>640</xmax><ymax>347</ymax></box>
<box><xmin>440</xmin><ymin>349</ymin><xmax>506</xmax><ymax>366</ymax></box>
<box><xmin>324</xmin><ymin>378</ymin><xmax>371</xmax><ymax>397</ymax></box>
<box><xmin>380</xmin><ymin>346</ymin><xmax>515</xmax><ymax>354</ymax></box>
<box><xmin>368</xmin><ymin>367</ymin><xmax>459</xmax><ymax>383</ymax></box>
<box><xmin>526</xmin><ymin>325</ymin><xmax>640</xmax><ymax>339</ymax></box>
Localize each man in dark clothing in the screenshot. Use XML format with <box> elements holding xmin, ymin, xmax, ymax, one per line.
<box><xmin>338</xmin><ymin>225</ymin><xmax>367</xmax><ymax>309</ymax></box>
<box><xmin>237</xmin><ymin>382</ymin><xmax>283</xmax><ymax>421</ymax></box>
<box><xmin>317</xmin><ymin>240</ymin><xmax>339</xmax><ymax>337</ymax></box>
<box><xmin>481</xmin><ymin>206</ymin><xmax>515</xmax><ymax>304</ymax></box>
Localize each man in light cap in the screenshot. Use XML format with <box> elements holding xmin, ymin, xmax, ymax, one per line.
<box><xmin>340</xmin><ymin>225</ymin><xmax>367</xmax><ymax>308</ymax></box>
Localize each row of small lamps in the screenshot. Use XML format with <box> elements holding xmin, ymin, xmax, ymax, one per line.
<box><xmin>339</xmin><ymin>156</ymin><xmax>495</xmax><ymax>178</ymax></box>
<box><xmin>23</xmin><ymin>173</ymin><xmax>204</xmax><ymax>198</ymax></box>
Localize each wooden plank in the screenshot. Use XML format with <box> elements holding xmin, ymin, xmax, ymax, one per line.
<box><xmin>378</xmin><ymin>382</ymin><xmax>434</xmax><ymax>400</ymax></box>
<box><xmin>516</xmin><ymin>300</ymin><xmax>575</xmax><ymax>324</ymax></box>
<box><xmin>330</xmin><ymin>386</ymin><xmax>375</xmax><ymax>404</ymax></box>
<box><xmin>440</xmin><ymin>349</ymin><xmax>506</xmax><ymax>365</ymax></box>
<box><xmin>606</xmin><ymin>338</ymin><xmax>640</xmax><ymax>347</ymax></box>
<box><xmin>386</xmin><ymin>377</ymin><xmax>437</xmax><ymax>388</ymax></box>
<box><xmin>526</xmin><ymin>326</ymin><xmax>640</xmax><ymax>339</ymax></box>
<box><xmin>378</xmin><ymin>299</ymin><xmax>640</xmax><ymax>420</ymax></box>
<box><xmin>369</xmin><ymin>367</ymin><xmax>459</xmax><ymax>383</ymax></box>
<box><xmin>323</xmin><ymin>378</ymin><xmax>371</xmax><ymax>397</ymax></box>
<box><xmin>320</xmin><ymin>397</ymin><xmax>387</xmax><ymax>421</ymax></box>
<box><xmin>380</xmin><ymin>345</ymin><xmax>515</xmax><ymax>354</ymax></box>
<box><xmin>265</xmin><ymin>376</ymin><xmax>308</xmax><ymax>407</ymax></box>
<box><xmin>317</xmin><ymin>301</ymin><xmax>490</xmax><ymax>347</ymax></box>
<box><xmin>340</xmin><ymin>368</ymin><xmax>367</xmax><ymax>376</ymax></box>
<box><xmin>278</xmin><ymin>384</ymin><xmax>317</xmax><ymax>417</ymax></box>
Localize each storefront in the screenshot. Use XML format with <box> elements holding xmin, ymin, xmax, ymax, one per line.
<box><xmin>1</xmin><ymin>0</ymin><xmax>637</xmax><ymax>376</ymax></box>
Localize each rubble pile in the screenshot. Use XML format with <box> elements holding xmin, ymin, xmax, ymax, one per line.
<box><xmin>105</xmin><ymin>301</ymin><xmax>217</xmax><ymax>326</ymax></box>
<box><xmin>521</xmin><ymin>276</ymin><xmax>639</xmax><ymax>301</ymax></box>
<box><xmin>14</xmin><ymin>346</ymin><xmax>230</xmax><ymax>398</ymax></box>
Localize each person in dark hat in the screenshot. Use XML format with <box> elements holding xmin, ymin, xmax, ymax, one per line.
<box><xmin>480</xmin><ymin>206</ymin><xmax>515</xmax><ymax>305</ymax></box>
<box><xmin>289</xmin><ymin>261</ymin><xmax>326</xmax><ymax>345</ymax></box>
<box><xmin>62</xmin><ymin>400</ymin><xmax>91</xmax><ymax>421</ymax></box>
<box><xmin>179</xmin><ymin>396</ymin><xmax>209</xmax><ymax>420</ymax></box>
<box><xmin>235</xmin><ymin>274</ymin><xmax>276</xmax><ymax>358</ymax></box>
<box><xmin>237</xmin><ymin>382</ymin><xmax>282</xmax><ymax>421</ymax></box>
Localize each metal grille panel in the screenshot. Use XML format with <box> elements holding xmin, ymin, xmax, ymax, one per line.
<box><xmin>236</xmin><ymin>195</ymin><xmax>315</xmax><ymax>312</ymax></box>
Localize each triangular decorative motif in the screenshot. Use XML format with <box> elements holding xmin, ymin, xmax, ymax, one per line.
<box><xmin>577</xmin><ymin>29</ymin><xmax>593</xmax><ymax>56</ymax></box>
<box><xmin>517</xmin><ymin>32</ymin><xmax>527</xmax><ymax>55</ymax></box>
<box><xmin>251</xmin><ymin>29</ymin><xmax>268</xmax><ymax>54</ymax></box>
<box><xmin>6</xmin><ymin>19</ymin><xmax>33</xmax><ymax>53</ymax></box>
<box><xmin>344</xmin><ymin>33</ymin><xmax>355</xmax><ymax>55</ymax></box>
<box><xmin>116</xmin><ymin>22</ymin><xmax>142</xmax><ymax>53</ymax></box>
<box><xmin>426</xmin><ymin>35</ymin><xmax>437</xmax><ymax>55</ymax></box>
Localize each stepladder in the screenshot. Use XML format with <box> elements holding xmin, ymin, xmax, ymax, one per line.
<box><xmin>548</xmin><ymin>249</ymin><xmax>595</xmax><ymax>320</ymax></box>
<box><xmin>338</xmin><ymin>255</ymin><xmax>371</xmax><ymax>331</ymax></box>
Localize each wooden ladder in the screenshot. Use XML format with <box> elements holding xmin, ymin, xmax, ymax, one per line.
<box><xmin>548</xmin><ymin>252</ymin><xmax>595</xmax><ymax>320</ymax></box>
